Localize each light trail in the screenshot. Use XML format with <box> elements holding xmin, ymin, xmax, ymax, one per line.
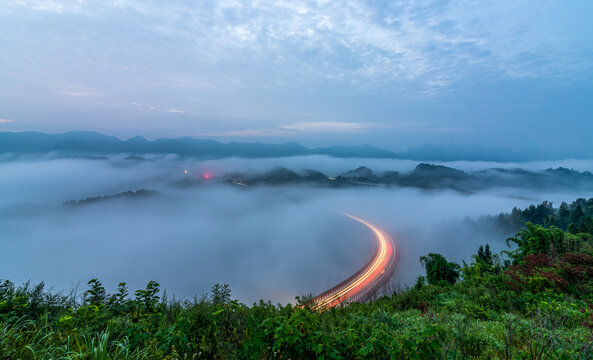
<box><xmin>312</xmin><ymin>214</ymin><xmax>398</xmax><ymax>310</ymax></box>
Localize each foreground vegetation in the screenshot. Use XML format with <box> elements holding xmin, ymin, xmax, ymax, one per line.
<box><xmin>2</xmin><ymin>199</ymin><xmax>593</xmax><ymax>359</ymax></box>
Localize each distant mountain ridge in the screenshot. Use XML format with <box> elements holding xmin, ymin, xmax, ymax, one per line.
<box><xmin>0</xmin><ymin>131</ymin><xmax>588</xmax><ymax>161</ymax></box>
<box><xmin>0</xmin><ymin>131</ymin><xmax>397</xmax><ymax>159</ymax></box>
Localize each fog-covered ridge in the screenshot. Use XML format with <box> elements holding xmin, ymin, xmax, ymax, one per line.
<box><xmin>213</xmin><ymin>163</ymin><xmax>593</xmax><ymax>193</ymax></box>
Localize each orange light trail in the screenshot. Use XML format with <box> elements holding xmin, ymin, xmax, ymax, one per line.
<box><xmin>313</xmin><ymin>214</ymin><xmax>398</xmax><ymax>309</ymax></box>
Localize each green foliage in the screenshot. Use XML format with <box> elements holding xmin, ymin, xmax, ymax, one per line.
<box><xmin>85</xmin><ymin>278</ymin><xmax>107</xmax><ymax>306</ymax></box>
<box><xmin>134</xmin><ymin>280</ymin><xmax>160</xmax><ymax>313</ymax></box>
<box><xmin>413</xmin><ymin>276</ymin><xmax>426</xmax><ymax>290</ymax></box>
<box><xmin>419</xmin><ymin>253</ymin><xmax>461</xmax><ymax>285</ymax></box>
<box><xmin>477</xmin><ymin>244</ymin><xmax>493</xmax><ymax>265</ymax></box>
<box><xmin>210</xmin><ymin>283</ymin><xmax>230</xmax><ymax>305</ymax></box>
<box><xmin>2</xmin><ymin>197</ymin><xmax>593</xmax><ymax>358</ymax></box>
<box><xmin>495</xmin><ymin>197</ymin><xmax>593</xmax><ymax>236</ymax></box>
<box><xmin>505</xmin><ymin>222</ymin><xmax>589</xmax><ymax>264</ymax></box>
<box><xmin>1</xmin><ymin>271</ymin><xmax>593</xmax><ymax>359</ymax></box>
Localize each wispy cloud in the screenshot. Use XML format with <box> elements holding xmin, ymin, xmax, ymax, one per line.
<box><xmin>279</xmin><ymin>121</ymin><xmax>377</xmax><ymax>133</ymax></box>
<box><xmin>196</xmin><ymin>128</ymin><xmax>290</xmax><ymax>138</ymax></box>
<box><xmin>195</xmin><ymin>119</ymin><xmax>477</xmax><ymax>138</ymax></box>
<box><xmin>7</xmin><ymin>0</ymin><xmax>82</xmax><ymax>14</ymax></box>
<box><xmin>10</xmin><ymin>0</ymin><xmax>591</xmax><ymax>95</ymax></box>
<box><xmin>0</xmin><ymin>118</ymin><xmax>17</xmax><ymax>133</ymax></box>
<box><xmin>195</xmin><ymin>121</ymin><xmax>377</xmax><ymax>138</ymax></box>
<box><xmin>61</xmin><ymin>89</ymin><xmax>102</xmax><ymax>98</ymax></box>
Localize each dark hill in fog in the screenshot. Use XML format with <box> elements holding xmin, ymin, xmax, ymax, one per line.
<box><xmin>218</xmin><ymin>163</ymin><xmax>593</xmax><ymax>193</ymax></box>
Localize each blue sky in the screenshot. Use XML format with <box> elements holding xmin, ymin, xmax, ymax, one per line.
<box><xmin>1</xmin><ymin>0</ymin><xmax>592</xmax><ymax>153</ymax></box>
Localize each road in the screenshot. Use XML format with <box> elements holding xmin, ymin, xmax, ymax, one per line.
<box><xmin>312</xmin><ymin>214</ymin><xmax>398</xmax><ymax>310</ymax></box>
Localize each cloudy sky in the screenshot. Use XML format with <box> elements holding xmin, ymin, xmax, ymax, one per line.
<box><xmin>1</xmin><ymin>0</ymin><xmax>592</xmax><ymax>152</ymax></box>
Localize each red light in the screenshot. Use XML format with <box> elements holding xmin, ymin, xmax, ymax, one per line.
<box><xmin>203</xmin><ymin>173</ymin><xmax>210</xmax><ymax>180</ymax></box>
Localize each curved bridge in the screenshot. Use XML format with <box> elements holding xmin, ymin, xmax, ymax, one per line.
<box><xmin>313</xmin><ymin>214</ymin><xmax>398</xmax><ymax>310</ymax></box>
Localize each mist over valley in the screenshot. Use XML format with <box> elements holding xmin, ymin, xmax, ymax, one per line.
<box><xmin>2</xmin><ymin>153</ymin><xmax>592</xmax><ymax>304</ymax></box>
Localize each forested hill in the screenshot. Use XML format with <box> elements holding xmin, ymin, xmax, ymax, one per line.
<box><xmin>2</xmin><ymin>197</ymin><xmax>593</xmax><ymax>358</ymax></box>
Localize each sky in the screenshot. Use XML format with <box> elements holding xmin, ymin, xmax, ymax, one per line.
<box><xmin>1</xmin><ymin>0</ymin><xmax>592</xmax><ymax>153</ymax></box>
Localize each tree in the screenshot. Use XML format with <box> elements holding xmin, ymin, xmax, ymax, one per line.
<box><xmin>505</xmin><ymin>223</ymin><xmax>586</xmax><ymax>263</ymax></box>
<box><xmin>558</xmin><ymin>202</ymin><xmax>570</xmax><ymax>229</ymax></box>
<box><xmin>477</xmin><ymin>244</ymin><xmax>493</xmax><ymax>266</ymax></box>
<box><xmin>84</xmin><ymin>278</ymin><xmax>106</xmax><ymax>306</ymax></box>
<box><xmin>579</xmin><ymin>216</ymin><xmax>593</xmax><ymax>234</ymax></box>
<box><xmin>134</xmin><ymin>280</ymin><xmax>160</xmax><ymax>312</ymax></box>
<box><xmin>509</xmin><ymin>207</ymin><xmax>524</xmax><ymax>228</ymax></box>
<box><xmin>211</xmin><ymin>283</ymin><xmax>231</xmax><ymax>305</ymax></box>
<box><xmin>571</xmin><ymin>204</ymin><xmax>584</xmax><ymax>225</ymax></box>
<box><xmin>419</xmin><ymin>253</ymin><xmax>460</xmax><ymax>285</ymax></box>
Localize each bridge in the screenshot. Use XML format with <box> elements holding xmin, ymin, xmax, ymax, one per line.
<box><xmin>312</xmin><ymin>214</ymin><xmax>398</xmax><ymax>310</ymax></box>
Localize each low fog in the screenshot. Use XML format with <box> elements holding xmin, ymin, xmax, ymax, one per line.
<box><xmin>1</xmin><ymin>155</ymin><xmax>592</xmax><ymax>304</ymax></box>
